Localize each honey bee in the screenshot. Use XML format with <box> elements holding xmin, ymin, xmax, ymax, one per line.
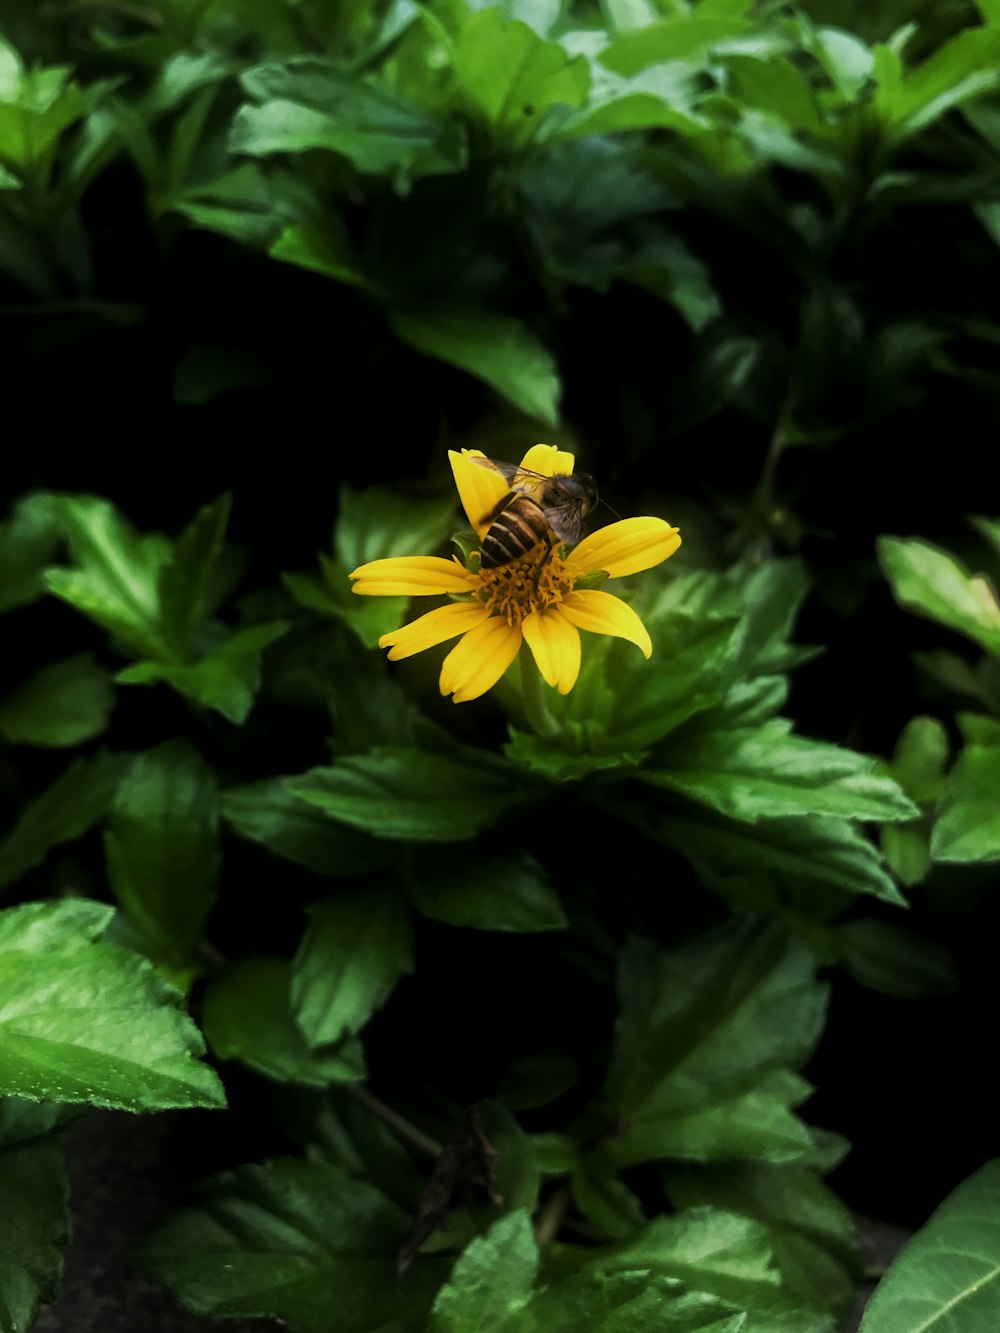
<box><xmin>471</xmin><ymin>456</ymin><xmax>598</xmax><ymax>569</ymax></box>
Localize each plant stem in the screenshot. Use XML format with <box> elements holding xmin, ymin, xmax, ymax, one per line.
<box><xmin>520</xmin><ymin>651</ymin><xmax>559</xmax><ymax>739</ymax></box>
<box><xmin>534</xmin><ymin>1183</ymin><xmax>570</xmax><ymax>1248</ymax></box>
<box><xmin>346</xmin><ymin>1084</ymin><xmax>443</xmax><ymax>1159</ymax></box>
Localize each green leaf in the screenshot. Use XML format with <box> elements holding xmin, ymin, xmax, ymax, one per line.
<box><xmin>270</xmin><ymin>217</ymin><xmax>370</xmax><ymax>289</ymax></box>
<box><xmin>335</xmin><ymin>481</ymin><xmax>457</xmax><ymax>569</ymax></box>
<box><xmin>0</xmin><ymin>493</ymin><xmax>61</xmax><ymax>613</ymax></box>
<box><xmin>888</xmin><ymin>715</ymin><xmax>950</xmax><ymax>803</ymax></box>
<box><xmin>221</xmin><ymin>776</ymin><xmax>391</xmax><ymax>876</ymax></box>
<box><xmin>0</xmin><ymin>1100</ymin><xmax>70</xmax><ymax>1333</ymax></box>
<box><xmin>931</xmin><ymin>725</ymin><xmax>1000</xmax><ymax>862</ymax></box>
<box><xmin>859</xmin><ymin>1159</ymin><xmax>1000</xmax><ymax>1332</ymax></box>
<box><xmin>42</xmin><ymin>494</ymin><xmax>171</xmax><ymax>660</ymax></box>
<box><xmin>232</xmin><ymin>58</ymin><xmax>461</xmax><ymax>180</ymax></box>
<box><xmin>602</xmin><ymin>916</ymin><xmax>828</xmax><ymax>1166</ymax></box>
<box><xmin>157</xmin><ymin>494</ymin><xmax>232</xmax><ymax>661</ymax></box>
<box><xmin>430</xmin><ymin>1209</ymin><xmax>538</xmax><ymax>1333</ymax></box>
<box><xmin>570</xmin><ymin>1148</ymin><xmax>646</xmax><ymax>1239</ymax></box>
<box><xmin>875</xmin><ymin>26</ymin><xmax>1000</xmax><ymax>140</ymax></box>
<box><xmin>518</xmin><ymin>1270</ymin><xmax>746</xmax><ymax>1333</ymax></box>
<box><xmin>0</xmin><ymin>751</ymin><xmax>130</xmax><ymax>894</ymax></box>
<box><xmin>878</xmin><ymin>535</ymin><xmax>1000</xmax><ymax>658</ymax></box>
<box><xmin>587</xmin><ymin>1209</ymin><xmax>837</xmax><ymax>1332</ymax></box>
<box><xmin>140</xmin><ymin>1155</ymin><xmax>440</xmax><ymax>1332</ymax></box>
<box><xmin>452</xmin><ymin>9</ymin><xmax>589</xmax><ymax>148</ymax></box>
<box><xmin>0</xmin><ymin>899</ymin><xmax>225</xmax><ymax>1110</ymax></box>
<box><xmin>835</xmin><ymin>918</ymin><xmax>956</xmax><ymax>998</ymax></box>
<box><xmin>0</xmin><ymin>653</ymin><xmax>114</xmax><ymax>747</ymax></box>
<box><xmin>391</xmin><ymin>309</ymin><xmax>560</xmax><ymax>426</ymax></box>
<box><xmin>289</xmin><ymin>745</ymin><xmax>527</xmax><ymax>842</ymax></box>
<box><xmin>203</xmin><ymin>957</ymin><xmax>364</xmax><ymax>1086</ymax></box>
<box><xmin>290</xmin><ymin>890</ymin><xmax>414</xmax><ymax>1046</ymax></box>
<box><xmin>665</xmin><ymin>1162</ymin><xmax>862</xmax><ymax>1318</ymax></box>
<box><xmin>645</xmin><ymin>809</ymin><xmax>906</xmax><ymax>906</ymax></box>
<box><xmin>405</xmin><ymin>848</ymin><xmax>566</xmax><ymax>931</ymax></box>
<box><xmin>643</xmin><ymin>720</ymin><xmax>918</xmax><ymax>825</ymax></box>
<box><xmin>117</xmin><ymin>621</ymin><xmax>290</xmax><ymax>724</ymax></box>
<box><xmin>104</xmin><ymin>739</ymin><xmax>219</xmax><ymax>964</ymax></box>
<box><xmin>601</xmin><ymin>16</ymin><xmax>752</xmax><ymax>75</ymax></box>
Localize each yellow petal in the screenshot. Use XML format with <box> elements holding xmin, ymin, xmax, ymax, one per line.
<box><xmin>379</xmin><ymin>602</ymin><xmax>490</xmax><ymax>661</ymax></box>
<box><xmin>522</xmin><ymin>609</ymin><xmax>582</xmax><ymax>694</ymax></box>
<box><xmin>559</xmin><ymin>589</ymin><xmax>653</xmax><ymax>658</ymax></box>
<box><xmin>518</xmin><ymin>443</ymin><xmax>576</xmax><ymax>478</ymax></box>
<box><xmin>350</xmin><ymin>555</ymin><xmax>475</xmax><ymax>596</ymax></box>
<box><xmin>439</xmin><ymin>617</ymin><xmax>522</xmax><ymax>703</ymax></box>
<box><xmin>569</xmin><ymin>517</ymin><xmax>681</xmax><ymax>579</ymax></box>
<box><xmin>448</xmin><ymin>450</ymin><xmax>509</xmax><ymax>536</ymax></box>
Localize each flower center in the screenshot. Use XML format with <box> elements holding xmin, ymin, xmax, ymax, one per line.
<box><xmin>477</xmin><ymin>545</ymin><xmax>575</xmax><ymax>626</ymax></box>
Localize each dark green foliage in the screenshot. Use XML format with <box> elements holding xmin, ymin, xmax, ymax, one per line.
<box><xmin>2</xmin><ymin>0</ymin><xmax>1000</xmax><ymax>1329</ymax></box>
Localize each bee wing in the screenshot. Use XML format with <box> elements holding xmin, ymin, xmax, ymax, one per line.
<box><xmin>544</xmin><ymin>505</ymin><xmax>584</xmax><ymax>546</ymax></box>
<box><xmin>470</xmin><ymin>456</ymin><xmax>550</xmax><ymax>493</ymax></box>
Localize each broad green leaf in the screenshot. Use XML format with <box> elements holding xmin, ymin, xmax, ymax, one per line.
<box><xmin>140</xmin><ymin>1155</ymin><xmax>441</xmax><ymax>1331</ymax></box>
<box><xmin>0</xmin><ymin>751</ymin><xmax>130</xmax><ymax>894</ymax></box>
<box><xmin>0</xmin><ymin>653</ymin><xmax>114</xmax><ymax>747</ymax></box>
<box><xmin>879</xmin><ymin>535</ymin><xmax>1000</xmax><ymax>658</ymax></box>
<box><xmin>391</xmin><ymin>309</ymin><xmax>560</xmax><ymax>426</ymax></box>
<box><xmin>335</xmin><ymin>481</ymin><xmax>457</xmax><ymax>568</ymax></box>
<box><xmin>589</xmin><ymin>1208</ymin><xmax>837</xmax><ymax>1332</ymax></box>
<box><xmin>665</xmin><ymin>1162</ymin><xmax>862</xmax><ymax>1318</ymax></box>
<box><xmin>452</xmin><ymin>9</ymin><xmax>589</xmax><ymax>148</ymax></box>
<box><xmin>518</xmin><ymin>1270</ymin><xmax>745</xmax><ymax>1333</ymax></box>
<box><xmin>405</xmin><ymin>848</ymin><xmax>566</xmax><ymax>931</ymax></box>
<box><xmin>0</xmin><ymin>900</ymin><xmax>225</xmax><ymax>1110</ymax></box>
<box><xmin>157</xmin><ymin>494</ymin><xmax>231</xmax><ymax>660</ymax></box>
<box><xmin>270</xmin><ymin>218</ymin><xmax>370</xmax><ymax>290</ymax></box>
<box><xmin>646</xmin><ymin>809</ymin><xmax>906</xmax><ymax>906</ymax></box>
<box><xmin>117</xmin><ymin>621</ymin><xmax>290</xmax><ymax>724</ymax></box>
<box><xmin>289</xmin><ymin>745</ymin><xmax>528</xmax><ymax>842</ymax></box>
<box><xmin>477</xmin><ymin>1100</ymin><xmax>541</xmax><ymax>1217</ymax></box>
<box><xmin>601</xmin><ymin>16</ymin><xmax>752</xmax><ymax>75</ymax></box>
<box><xmin>931</xmin><ymin>727</ymin><xmax>1000</xmax><ymax>862</ymax></box>
<box><xmin>602</xmin><ymin>917</ymin><xmax>827</xmax><ymax>1166</ymax></box>
<box><xmin>283</xmin><ymin>558</ymin><xmax>407</xmax><ymax>647</ymax></box>
<box><xmin>174</xmin><ymin>163</ymin><xmax>313</xmax><ymax>247</ymax></box>
<box><xmin>203</xmin><ymin>957</ymin><xmax>364</xmax><ymax>1086</ymax></box>
<box><xmin>874</xmin><ymin>26</ymin><xmax>1000</xmax><ymax>140</ymax></box>
<box><xmin>290</xmin><ymin>890</ymin><xmax>414</xmax><ymax>1046</ymax></box>
<box><xmin>430</xmin><ymin>1209</ymin><xmax>538</xmax><ymax>1333</ymax></box>
<box><xmin>0</xmin><ymin>1100</ymin><xmax>70</xmax><ymax>1333</ymax></box>
<box><xmin>0</xmin><ymin>493</ymin><xmax>61</xmax><ymax>612</ymax></box>
<box><xmin>888</xmin><ymin>715</ymin><xmax>950</xmax><ymax>803</ymax></box>
<box><xmin>550</xmin><ymin>64</ymin><xmax>707</xmax><ymax>141</ymax></box>
<box><xmin>104</xmin><ymin>739</ymin><xmax>219</xmax><ymax>964</ymax></box>
<box><xmin>232</xmin><ymin>58</ymin><xmax>461</xmax><ymax>180</ymax></box>
<box><xmin>644</xmin><ymin>720</ymin><xmax>917</xmax><ymax>825</ymax></box>
<box><xmin>859</xmin><ymin>1159</ymin><xmax>1000</xmax><ymax>1332</ymax></box>
<box><xmin>221</xmin><ymin>776</ymin><xmax>391</xmax><ymax>875</ymax></box>
<box><xmin>0</xmin><ymin>61</ymin><xmax>88</xmax><ymax>177</ymax></box>
<box><xmin>42</xmin><ymin>495</ymin><xmax>171</xmax><ymax>660</ymax></box>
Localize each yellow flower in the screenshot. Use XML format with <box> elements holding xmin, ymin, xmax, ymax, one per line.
<box><xmin>349</xmin><ymin>445</ymin><xmax>681</xmax><ymax>703</ymax></box>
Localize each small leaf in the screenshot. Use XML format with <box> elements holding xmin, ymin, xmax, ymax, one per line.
<box><xmin>291</xmin><ymin>890</ymin><xmax>413</xmax><ymax>1046</ymax></box>
<box><xmin>859</xmin><ymin>1159</ymin><xmax>1000</xmax><ymax>1332</ymax></box>
<box><xmin>157</xmin><ymin>494</ymin><xmax>232</xmax><ymax>660</ymax></box>
<box><xmin>0</xmin><ymin>653</ymin><xmax>114</xmax><ymax>747</ymax></box>
<box><xmin>644</xmin><ymin>720</ymin><xmax>918</xmax><ymax>825</ymax></box>
<box><xmin>0</xmin><ymin>899</ymin><xmax>225</xmax><ymax>1110</ymax></box>
<box><xmin>0</xmin><ymin>751</ymin><xmax>130</xmax><ymax>894</ymax></box>
<box><xmin>0</xmin><ymin>493</ymin><xmax>61</xmax><ymax>612</ymax></box>
<box><xmin>835</xmin><ymin>918</ymin><xmax>956</xmax><ymax>998</ymax></box>
<box><xmin>931</xmin><ymin>729</ymin><xmax>1000</xmax><ymax>862</ymax></box>
<box><xmin>405</xmin><ymin>848</ymin><xmax>566</xmax><ymax>931</ymax></box>
<box><xmin>117</xmin><ymin>621</ymin><xmax>290</xmax><ymax>724</ymax></box>
<box><xmin>879</xmin><ymin>535</ymin><xmax>1000</xmax><ymax>658</ymax></box>
<box><xmin>335</xmin><ymin>481</ymin><xmax>457</xmax><ymax>569</ymax></box>
<box><xmin>203</xmin><ymin>957</ymin><xmax>364</xmax><ymax>1086</ymax></box>
<box><xmin>221</xmin><ymin>776</ymin><xmax>391</xmax><ymax>876</ymax></box>
<box><xmin>42</xmin><ymin>494</ymin><xmax>171</xmax><ymax>660</ymax></box>
<box><xmin>104</xmin><ymin>739</ymin><xmax>219</xmax><ymax>964</ymax></box>
<box><xmin>289</xmin><ymin>745</ymin><xmax>528</xmax><ymax>842</ymax></box>
<box><xmin>391</xmin><ymin>309</ymin><xmax>561</xmax><ymax>426</ymax></box>
<box><xmin>430</xmin><ymin>1209</ymin><xmax>538</xmax><ymax>1333</ymax></box>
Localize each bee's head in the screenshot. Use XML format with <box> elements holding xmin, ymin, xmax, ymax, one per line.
<box><xmin>548</xmin><ymin>472</ymin><xmax>598</xmax><ymax>513</ymax></box>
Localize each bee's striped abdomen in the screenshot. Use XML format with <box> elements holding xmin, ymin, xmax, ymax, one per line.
<box><xmin>480</xmin><ymin>498</ymin><xmax>548</xmax><ymax>569</ymax></box>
